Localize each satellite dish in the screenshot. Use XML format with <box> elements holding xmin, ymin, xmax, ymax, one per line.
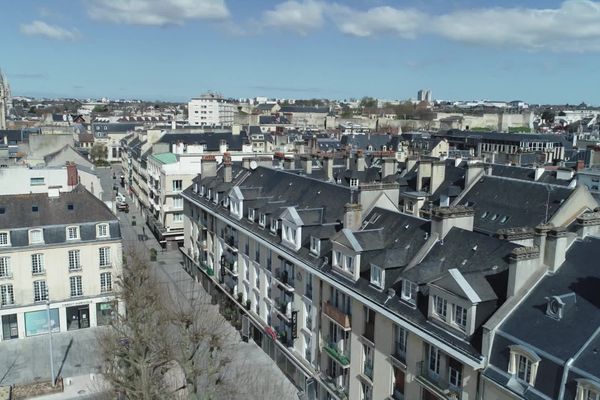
<box><xmin>249</xmin><ymin>160</ymin><xmax>258</xmax><ymax>170</ymax></box>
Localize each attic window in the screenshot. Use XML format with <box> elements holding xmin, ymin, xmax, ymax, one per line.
<box><xmin>499</xmin><ymin>215</ymin><xmax>510</xmax><ymax>224</ymax></box>
<box><xmin>310</xmin><ymin>236</ymin><xmax>320</xmax><ymax>255</ymax></box>
<box><xmin>350</xmin><ymin>178</ymin><xmax>359</xmax><ymax>188</ymax></box>
<box><xmin>0</xmin><ymin>207</ymin><xmax>4</xmax><ymax>214</ymax></box>
<box><xmin>481</xmin><ymin>211</ymin><xmax>488</xmax><ymax>219</ymax></box>
<box><xmin>491</xmin><ymin>214</ymin><xmax>499</xmax><ymax>221</ymax></box>
<box><xmin>370</xmin><ymin>265</ymin><xmax>383</xmax><ymax>289</ymax></box>
<box><xmin>32</xmin><ymin>206</ymin><xmax>39</xmax><ymax>212</ymax></box>
<box><xmin>67</xmin><ymin>203</ymin><xmax>74</xmax><ymax>210</ymax></box>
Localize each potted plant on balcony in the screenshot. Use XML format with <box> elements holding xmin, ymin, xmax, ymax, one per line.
<box><xmin>237</xmin><ymin>293</ymin><xmax>243</xmax><ymax>303</ymax></box>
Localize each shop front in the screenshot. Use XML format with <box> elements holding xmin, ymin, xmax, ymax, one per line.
<box><xmin>66</xmin><ymin>305</ymin><xmax>90</xmax><ymax>330</ymax></box>
<box><xmin>24</xmin><ymin>308</ymin><xmax>60</xmax><ymax>337</ymax></box>
<box><xmin>96</xmin><ymin>302</ymin><xmax>116</xmax><ymax>326</ymax></box>
<box><xmin>1</xmin><ymin>314</ymin><xmax>18</xmax><ymax>340</ymax></box>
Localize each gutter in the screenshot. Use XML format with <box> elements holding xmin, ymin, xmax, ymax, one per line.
<box><xmin>182</xmin><ymin>191</ymin><xmax>486</xmax><ymax>369</ymax></box>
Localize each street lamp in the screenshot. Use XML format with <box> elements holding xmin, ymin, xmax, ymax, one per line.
<box><xmin>44</xmin><ymin>288</ymin><xmax>55</xmax><ymax>387</ymax></box>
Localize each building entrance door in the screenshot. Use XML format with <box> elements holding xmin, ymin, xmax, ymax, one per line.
<box><xmin>1</xmin><ymin>314</ymin><xmax>18</xmax><ymax>340</ymax></box>
<box><xmin>67</xmin><ymin>305</ymin><xmax>90</xmax><ymax>330</ymax></box>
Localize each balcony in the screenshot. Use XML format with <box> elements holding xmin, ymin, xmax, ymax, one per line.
<box><xmin>221</xmin><ymin>259</ymin><xmax>238</xmax><ymax>277</ymax></box>
<box><xmin>273</xmin><ymin>298</ymin><xmax>292</xmax><ymax>321</ymax></box>
<box><xmin>323</xmin><ymin>301</ymin><xmax>351</xmax><ymax>331</ymax></box>
<box><xmin>273</xmin><ymin>268</ymin><xmax>294</xmax><ymax>292</ymax></box>
<box><xmin>323</xmin><ymin>337</ymin><xmax>350</xmax><ymax>368</ymax></box>
<box><xmin>416</xmin><ymin>361</ymin><xmax>463</xmax><ymax>400</ymax></box>
<box><xmin>320</xmin><ymin>370</ymin><xmax>349</xmax><ymax>400</ymax></box>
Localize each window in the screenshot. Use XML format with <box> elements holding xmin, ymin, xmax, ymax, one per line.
<box><xmin>0</xmin><ymin>232</ymin><xmax>9</xmax><ymax>246</ymax></box>
<box><xmin>448</xmin><ymin>358</ymin><xmax>463</xmax><ymax>388</ymax></box>
<box><xmin>172</xmin><ymin>180</ymin><xmax>183</xmax><ymax>191</ymax></box>
<box><xmin>428</xmin><ymin>346</ymin><xmax>441</xmax><ymax>376</ymax></box>
<box><xmin>517</xmin><ymin>354</ymin><xmax>532</xmax><ymax>383</ymax></box>
<box><xmin>360</xmin><ymin>382</ymin><xmax>372</xmax><ymax>400</ymax></box>
<box><xmin>248</xmin><ymin>208</ymin><xmax>255</xmax><ymax>222</ymax></box>
<box><xmin>434</xmin><ymin>295</ymin><xmax>448</xmax><ymax>319</ymax></box>
<box><xmin>31</xmin><ymin>253</ymin><xmax>45</xmax><ymax>275</ymax></box>
<box><xmin>346</xmin><ymin>255</ymin><xmax>354</xmax><ymax>274</ymax></box>
<box><xmin>97</xmin><ymin>223</ymin><xmax>109</xmax><ymax>238</ymax></box>
<box><xmin>334</xmin><ymin>250</ymin><xmax>342</xmax><ymax>267</ymax></box>
<box><xmin>33</xmin><ymin>280</ymin><xmax>48</xmax><ymax>302</ymax></box>
<box><xmin>363</xmin><ymin>344</ymin><xmax>374</xmax><ymax>379</ymax></box>
<box><xmin>30</xmin><ymin>229</ymin><xmax>44</xmax><ymax>244</ymax></box>
<box><xmin>70</xmin><ymin>276</ymin><xmax>83</xmax><ymax>297</ymax></box>
<box><xmin>270</xmin><ymin>218</ymin><xmax>278</xmax><ymax>233</ymax></box>
<box><xmin>0</xmin><ymin>257</ymin><xmax>11</xmax><ymax>278</ymax></box>
<box><xmin>30</xmin><ymin>177</ymin><xmax>45</xmax><ymax>186</ymax></box>
<box><xmin>394</xmin><ymin>325</ymin><xmax>407</xmax><ymax>360</ymax></box>
<box><xmin>68</xmin><ymin>250</ymin><xmax>81</xmax><ymax>271</ymax></box>
<box><xmin>66</xmin><ymin>226</ymin><xmax>79</xmax><ymax>240</ymax></box>
<box><xmin>259</xmin><ymin>214</ymin><xmax>266</xmax><ymax>227</ymax></box>
<box><xmin>173</xmin><ymin>196</ymin><xmax>183</xmax><ymax>209</ymax></box>
<box><xmin>401</xmin><ymin>280</ymin><xmax>417</xmax><ymax>304</ymax></box>
<box><xmin>100</xmin><ymin>272</ymin><xmax>112</xmax><ymax>293</ymax></box>
<box><xmin>173</xmin><ymin>213</ymin><xmax>183</xmax><ymax>223</ymax></box>
<box><xmin>454</xmin><ymin>304</ymin><xmax>467</xmax><ymax>330</ymax></box>
<box><xmin>99</xmin><ymin>247</ymin><xmax>111</xmax><ymax>267</ymax></box>
<box><xmin>0</xmin><ymin>284</ymin><xmax>14</xmax><ymax>306</ymax></box>
<box><xmin>578</xmin><ymin>385</ymin><xmax>600</xmax><ymax>400</ymax></box>
<box><xmin>310</xmin><ymin>237</ymin><xmax>320</xmax><ymax>255</ymax></box>
<box><xmin>370</xmin><ymin>265</ymin><xmax>383</xmax><ymax>288</ymax></box>
<box><xmin>508</xmin><ymin>346</ymin><xmax>540</xmax><ymax>386</ymax></box>
<box><xmin>350</xmin><ymin>178</ymin><xmax>359</xmax><ymax>188</ymax></box>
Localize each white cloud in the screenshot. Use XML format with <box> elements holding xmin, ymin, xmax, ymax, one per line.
<box><xmin>86</xmin><ymin>0</ymin><xmax>230</xmax><ymax>26</ymax></box>
<box><xmin>434</xmin><ymin>0</ymin><xmax>600</xmax><ymax>51</ymax></box>
<box><xmin>328</xmin><ymin>5</ymin><xmax>426</xmax><ymax>38</ymax></box>
<box><xmin>260</xmin><ymin>0</ymin><xmax>600</xmax><ymax>52</ymax></box>
<box><xmin>20</xmin><ymin>20</ymin><xmax>78</xmax><ymax>40</ymax></box>
<box><xmin>261</xmin><ymin>0</ymin><xmax>325</xmax><ymax>35</ymax></box>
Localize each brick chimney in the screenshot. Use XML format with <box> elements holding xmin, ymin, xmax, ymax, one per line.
<box><xmin>66</xmin><ymin>162</ymin><xmax>78</xmax><ymax>187</ymax></box>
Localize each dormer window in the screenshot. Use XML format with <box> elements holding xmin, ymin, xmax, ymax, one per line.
<box><xmin>0</xmin><ymin>232</ymin><xmax>9</xmax><ymax>246</ymax></box>
<box><xmin>193</xmin><ymin>183</ymin><xmax>198</xmax><ymax>193</ymax></box>
<box><xmin>401</xmin><ymin>280</ymin><xmax>417</xmax><ymax>304</ymax></box>
<box><xmin>270</xmin><ymin>218</ymin><xmax>278</xmax><ymax>233</ymax></box>
<box><xmin>213</xmin><ymin>192</ymin><xmax>219</xmax><ymax>204</ymax></box>
<box><xmin>97</xmin><ymin>223</ymin><xmax>109</xmax><ymax>238</ymax></box>
<box><xmin>453</xmin><ymin>305</ymin><xmax>467</xmax><ymax>330</ymax></box>
<box><xmin>310</xmin><ymin>236</ymin><xmax>320</xmax><ymax>255</ymax></box>
<box><xmin>350</xmin><ymin>178</ymin><xmax>359</xmax><ymax>188</ymax></box>
<box><xmin>370</xmin><ymin>265</ymin><xmax>383</xmax><ymax>288</ymax></box>
<box><xmin>29</xmin><ymin>229</ymin><xmax>44</xmax><ymax>245</ymax></box>
<box><xmin>576</xmin><ymin>380</ymin><xmax>600</xmax><ymax>400</ymax></box>
<box><xmin>66</xmin><ymin>226</ymin><xmax>79</xmax><ymax>240</ymax></box>
<box><xmin>508</xmin><ymin>345</ymin><xmax>541</xmax><ymax>386</ymax></box>
<box><xmin>259</xmin><ymin>214</ymin><xmax>266</xmax><ymax>227</ymax></box>
<box><xmin>248</xmin><ymin>208</ymin><xmax>255</xmax><ymax>222</ymax></box>
<box><xmin>433</xmin><ymin>295</ymin><xmax>448</xmax><ymax>320</ymax></box>
<box><xmin>200</xmin><ymin>185</ymin><xmax>206</xmax><ymax>196</ymax></box>
<box><xmin>223</xmin><ymin>196</ymin><xmax>229</xmax><ymax>207</ymax></box>
<box><xmin>208</xmin><ymin>189</ymin><xmax>212</xmax><ymax>200</ymax></box>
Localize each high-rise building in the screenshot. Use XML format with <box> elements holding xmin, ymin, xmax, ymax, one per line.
<box><xmin>188</xmin><ymin>92</ymin><xmax>235</xmax><ymax>127</ymax></box>
<box><xmin>417</xmin><ymin>89</ymin><xmax>431</xmax><ymax>103</ymax></box>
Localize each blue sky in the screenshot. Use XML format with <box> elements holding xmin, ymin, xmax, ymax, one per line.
<box><xmin>2</xmin><ymin>0</ymin><xmax>600</xmax><ymax>104</ymax></box>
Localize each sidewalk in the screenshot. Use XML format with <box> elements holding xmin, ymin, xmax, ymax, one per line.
<box><xmin>28</xmin><ymin>374</ymin><xmax>108</xmax><ymax>400</ymax></box>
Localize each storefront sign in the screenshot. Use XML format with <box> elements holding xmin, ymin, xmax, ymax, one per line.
<box><xmin>25</xmin><ymin>308</ymin><xmax>60</xmax><ymax>336</ymax></box>
<box><xmin>291</xmin><ymin>310</ymin><xmax>298</xmax><ymax>339</ymax></box>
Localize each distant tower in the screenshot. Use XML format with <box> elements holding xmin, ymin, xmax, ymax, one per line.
<box><xmin>417</xmin><ymin>89</ymin><xmax>432</xmax><ymax>103</ymax></box>
<box><xmin>0</xmin><ymin>69</ymin><xmax>10</xmax><ymax>130</ymax></box>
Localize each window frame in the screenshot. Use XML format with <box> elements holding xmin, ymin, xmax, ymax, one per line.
<box><xmin>66</xmin><ymin>226</ymin><xmax>79</xmax><ymax>240</ymax></box>
<box><xmin>99</xmin><ymin>247</ymin><xmax>111</xmax><ymax>268</ymax></box>
<box><xmin>33</xmin><ymin>280</ymin><xmax>48</xmax><ymax>302</ymax></box>
<box><xmin>0</xmin><ymin>231</ymin><xmax>10</xmax><ymax>246</ymax></box>
<box><xmin>0</xmin><ymin>256</ymin><xmax>11</xmax><ymax>278</ymax></box>
<box><xmin>29</xmin><ymin>229</ymin><xmax>44</xmax><ymax>245</ymax></box>
<box><xmin>68</xmin><ymin>249</ymin><xmax>81</xmax><ymax>272</ymax></box>
<box><xmin>31</xmin><ymin>253</ymin><xmax>45</xmax><ymax>275</ymax></box>
<box><xmin>69</xmin><ymin>275</ymin><xmax>83</xmax><ymax>297</ymax></box>
<box><xmin>172</xmin><ymin>179</ymin><xmax>183</xmax><ymax>192</ymax></box>
<box><xmin>100</xmin><ymin>272</ymin><xmax>112</xmax><ymax>293</ymax></box>
<box><xmin>96</xmin><ymin>223</ymin><xmax>109</xmax><ymax>238</ymax></box>
<box><xmin>0</xmin><ymin>283</ymin><xmax>14</xmax><ymax>306</ymax></box>
<box><xmin>370</xmin><ymin>265</ymin><xmax>383</xmax><ymax>288</ymax></box>
<box><xmin>401</xmin><ymin>280</ymin><xmax>417</xmax><ymax>304</ymax></box>
<box><xmin>309</xmin><ymin>236</ymin><xmax>320</xmax><ymax>255</ymax></box>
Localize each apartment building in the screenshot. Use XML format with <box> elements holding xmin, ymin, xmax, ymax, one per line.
<box><xmin>179</xmin><ymin>154</ymin><xmax>591</xmax><ymax>400</ymax></box>
<box><xmin>188</xmin><ymin>93</ymin><xmax>235</xmax><ymax>127</ymax></box>
<box><xmin>0</xmin><ymin>187</ymin><xmax>122</xmax><ymax>341</ymax></box>
<box><xmin>146</xmin><ymin>152</ymin><xmax>198</xmax><ymax>248</ymax></box>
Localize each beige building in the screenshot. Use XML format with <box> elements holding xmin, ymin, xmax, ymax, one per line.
<box><xmin>0</xmin><ymin>187</ymin><xmax>122</xmax><ymax>341</ymax></box>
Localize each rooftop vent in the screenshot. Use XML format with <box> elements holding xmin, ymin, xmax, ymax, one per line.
<box><xmin>545</xmin><ymin>293</ymin><xmax>576</xmax><ymax>321</ymax></box>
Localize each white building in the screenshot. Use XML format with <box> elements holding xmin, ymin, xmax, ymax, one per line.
<box><xmin>0</xmin><ymin>187</ymin><xmax>123</xmax><ymax>341</ymax></box>
<box><xmin>188</xmin><ymin>93</ymin><xmax>235</xmax><ymax>127</ymax></box>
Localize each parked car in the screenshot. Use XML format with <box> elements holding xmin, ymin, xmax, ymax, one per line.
<box><xmin>117</xmin><ymin>202</ymin><xmax>129</xmax><ymax>213</ymax></box>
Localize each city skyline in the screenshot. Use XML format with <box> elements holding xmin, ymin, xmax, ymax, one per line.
<box><xmin>2</xmin><ymin>0</ymin><xmax>600</xmax><ymax>104</ymax></box>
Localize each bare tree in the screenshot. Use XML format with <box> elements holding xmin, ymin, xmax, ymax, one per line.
<box><xmin>99</xmin><ymin>252</ymin><xmax>173</xmax><ymax>400</ymax></box>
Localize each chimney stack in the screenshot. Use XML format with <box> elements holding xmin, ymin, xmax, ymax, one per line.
<box><xmin>201</xmin><ymin>155</ymin><xmax>217</xmax><ymax>178</ymax></box>
<box><xmin>355</xmin><ymin>150</ymin><xmax>365</xmax><ymax>172</ymax></box>
<box><xmin>301</xmin><ymin>155</ymin><xmax>312</xmax><ymax>175</ymax></box>
<box><xmin>223</xmin><ymin>153</ymin><xmax>232</xmax><ymax>183</ymax></box>
<box><xmin>66</xmin><ymin>162</ymin><xmax>78</xmax><ymax>187</ymax></box>
<box><xmin>344</xmin><ymin>203</ymin><xmax>362</xmax><ymax>231</ymax></box>
<box><xmin>381</xmin><ymin>157</ymin><xmax>397</xmax><ymax>179</ymax></box>
<box><xmin>507</xmin><ymin>246</ymin><xmax>542</xmax><ymax>297</ymax></box>
<box><xmin>323</xmin><ymin>154</ymin><xmax>334</xmax><ymax>182</ymax></box>
<box><xmin>544</xmin><ymin>227</ymin><xmax>569</xmax><ymax>273</ymax></box>
<box><xmin>430</xmin><ymin>206</ymin><xmax>475</xmax><ymax>239</ymax></box>
<box><xmin>465</xmin><ymin>163</ymin><xmax>484</xmax><ymax>188</ymax></box>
